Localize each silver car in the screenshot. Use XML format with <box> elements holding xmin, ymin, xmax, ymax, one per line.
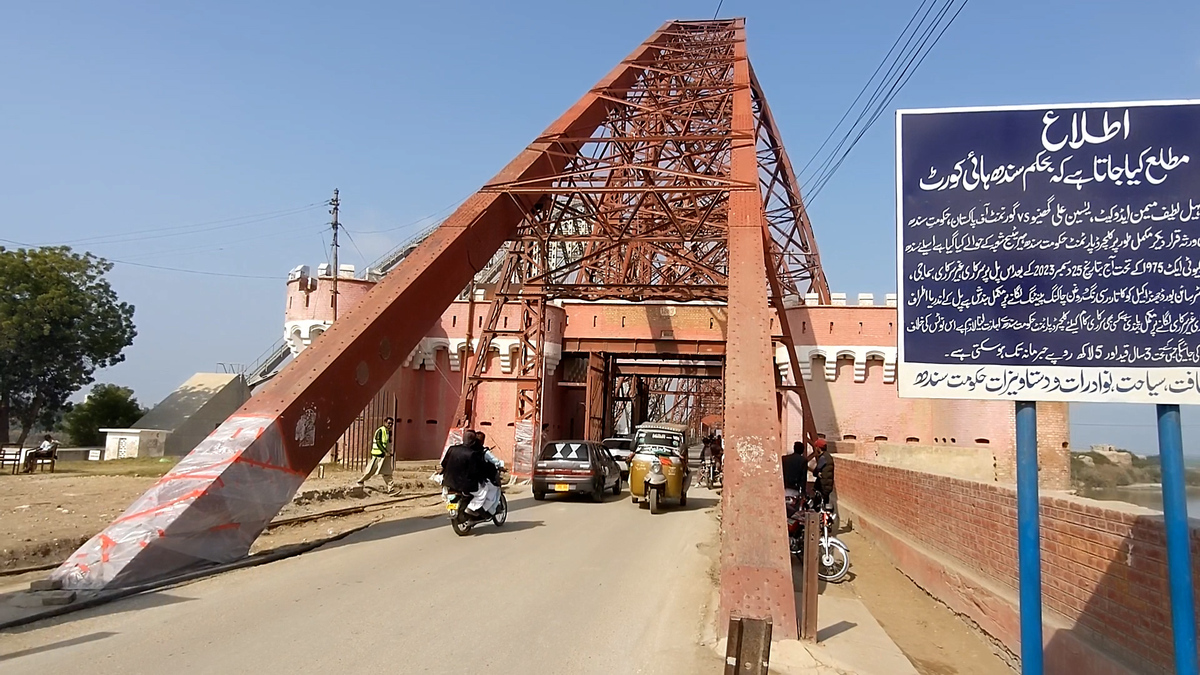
<box><xmin>602</xmin><ymin>437</ymin><xmax>633</xmax><ymax>480</ymax></box>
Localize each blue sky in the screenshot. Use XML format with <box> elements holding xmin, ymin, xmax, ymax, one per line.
<box><xmin>3</xmin><ymin>1</ymin><xmax>1199</xmax><ymax>454</ymax></box>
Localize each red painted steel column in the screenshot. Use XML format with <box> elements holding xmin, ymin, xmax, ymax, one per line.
<box><xmin>719</xmin><ymin>19</ymin><xmax>799</xmax><ymax>639</ymax></box>
<box><xmin>51</xmin><ymin>23</ymin><xmax>676</xmax><ymax>590</ymax></box>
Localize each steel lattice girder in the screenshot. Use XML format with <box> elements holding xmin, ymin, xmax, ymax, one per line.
<box><xmin>55</xmin><ymin>19</ymin><xmax>822</xmax><ymax>641</ymax></box>
<box><xmin>50</xmin><ymin>21</ymin><xmax>684</xmax><ymax>590</ymax></box>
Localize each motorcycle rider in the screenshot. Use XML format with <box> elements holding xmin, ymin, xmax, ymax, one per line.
<box><xmin>710</xmin><ymin>431</ymin><xmax>724</xmax><ymax>475</ymax></box>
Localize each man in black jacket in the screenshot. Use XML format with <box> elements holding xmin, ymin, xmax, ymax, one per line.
<box><xmin>442</xmin><ymin>430</ymin><xmax>485</xmax><ymax>494</ymax></box>
<box><xmin>782</xmin><ymin>440</ymin><xmax>809</xmax><ymax>492</ymax></box>
<box><xmin>442</xmin><ymin>430</ymin><xmax>500</xmax><ymax>516</ymax></box>
<box><xmin>811</xmin><ymin>438</ymin><xmax>835</xmax><ymax>513</ymax></box>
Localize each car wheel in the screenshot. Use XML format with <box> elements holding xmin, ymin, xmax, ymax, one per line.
<box><xmin>533</xmin><ymin>490</ymin><xmax>546</xmax><ymax>501</ymax></box>
<box><xmin>592</xmin><ymin>479</ymin><xmax>605</xmax><ymax>503</ymax></box>
<box><xmin>611</xmin><ymin>476</ymin><xmax>621</xmax><ymax>496</ymax></box>
<box><xmin>649</xmin><ymin>487</ymin><xmax>660</xmax><ymax>514</ymax></box>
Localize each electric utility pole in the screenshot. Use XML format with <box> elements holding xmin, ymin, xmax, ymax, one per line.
<box><xmin>330</xmin><ymin>188</ymin><xmax>340</xmax><ymax>321</ymax></box>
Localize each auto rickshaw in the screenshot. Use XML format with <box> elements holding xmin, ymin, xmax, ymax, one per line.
<box><xmin>628</xmin><ymin>423</ymin><xmax>692</xmax><ymax>514</ymax></box>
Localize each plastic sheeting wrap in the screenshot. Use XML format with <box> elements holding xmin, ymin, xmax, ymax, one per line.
<box><xmin>441</xmin><ymin>428</ymin><xmax>463</xmax><ymax>462</ymax></box>
<box><xmin>512</xmin><ymin>420</ymin><xmax>535</xmax><ymax>476</ymax></box>
<box><xmin>52</xmin><ymin>415</ymin><xmax>306</xmax><ymax>589</ymax></box>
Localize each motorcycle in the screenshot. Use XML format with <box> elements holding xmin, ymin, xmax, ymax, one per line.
<box><xmin>445</xmin><ymin>486</ymin><xmax>508</xmax><ymax>536</ymax></box>
<box><xmin>785</xmin><ymin>489</ymin><xmax>850</xmax><ymax>583</ymax></box>
<box><xmin>701</xmin><ymin>457</ymin><xmax>723</xmax><ymax>489</ymax></box>
<box><xmin>438</xmin><ymin>460</ymin><xmax>510</xmax><ymax>536</ymax></box>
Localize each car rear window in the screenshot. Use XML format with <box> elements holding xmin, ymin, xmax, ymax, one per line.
<box><xmin>539</xmin><ymin>442</ymin><xmax>592</xmax><ymax>462</ymax></box>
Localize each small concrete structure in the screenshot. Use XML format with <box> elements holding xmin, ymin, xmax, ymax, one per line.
<box><xmin>114</xmin><ymin>373</ymin><xmax>251</xmax><ymax>457</ymax></box>
<box><xmin>97</xmin><ymin>429</ymin><xmax>169</xmax><ymax>460</ymax></box>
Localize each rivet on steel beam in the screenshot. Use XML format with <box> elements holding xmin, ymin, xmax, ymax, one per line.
<box><xmin>356</xmin><ymin>362</ymin><xmax>369</xmax><ymax>385</ymax></box>
<box><xmin>379</xmin><ymin>338</ymin><xmax>392</xmax><ymax>360</ymax></box>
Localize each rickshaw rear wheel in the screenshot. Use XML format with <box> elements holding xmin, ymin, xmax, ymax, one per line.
<box><xmin>649</xmin><ymin>487</ymin><xmax>660</xmax><ymax>514</ymax></box>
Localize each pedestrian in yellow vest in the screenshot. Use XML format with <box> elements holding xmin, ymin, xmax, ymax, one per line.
<box><xmin>356</xmin><ymin>417</ymin><xmax>395</xmax><ymax>492</ymax></box>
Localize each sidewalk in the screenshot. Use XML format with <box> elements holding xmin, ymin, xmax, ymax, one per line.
<box><xmin>808</xmin><ymin>594</ymin><xmax>919</xmax><ymax>674</ymax></box>
<box><xmin>710</xmin><ymin>591</ymin><xmax>919</xmax><ymax>674</ymax></box>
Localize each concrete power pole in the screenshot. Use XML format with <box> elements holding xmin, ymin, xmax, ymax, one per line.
<box><xmin>330</xmin><ymin>188</ymin><xmax>340</xmax><ymax>321</ymax></box>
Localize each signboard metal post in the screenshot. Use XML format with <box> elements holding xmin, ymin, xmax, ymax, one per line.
<box><xmin>1156</xmin><ymin>404</ymin><xmax>1199</xmax><ymax>675</ymax></box>
<box><xmin>1015</xmin><ymin>401</ymin><xmax>1044</xmax><ymax>675</ymax></box>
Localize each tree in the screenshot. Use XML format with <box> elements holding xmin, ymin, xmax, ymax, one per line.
<box><xmin>0</xmin><ymin>246</ymin><xmax>136</xmax><ymax>446</ymax></box>
<box><xmin>61</xmin><ymin>383</ymin><xmax>146</xmax><ymax>447</ymax></box>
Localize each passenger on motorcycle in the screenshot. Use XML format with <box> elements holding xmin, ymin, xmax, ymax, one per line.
<box><xmin>472</xmin><ymin>430</ymin><xmax>505</xmax><ymax>486</ymax></box>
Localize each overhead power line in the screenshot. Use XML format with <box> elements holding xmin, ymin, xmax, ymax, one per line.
<box><xmin>800</xmin><ymin>0</ymin><xmax>971</xmax><ymax>205</ymax></box>
<box><xmin>340</xmin><ymin>226</ymin><xmax>368</xmax><ymax>267</ymax></box>
<box><xmin>349</xmin><ymin>194</ymin><xmax>470</xmax><ymax>235</ymax></box>
<box><xmin>44</xmin><ymin>203</ymin><xmax>322</xmax><ymax>247</ymax></box>
<box><xmin>101</xmin><ymin>258</ymin><xmax>280</xmax><ymax>280</ymax></box>
<box><xmin>1</xmin><ymin>235</ymin><xmax>281</xmax><ymax>280</ymax></box>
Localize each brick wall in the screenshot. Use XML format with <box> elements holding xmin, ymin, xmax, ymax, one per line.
<box><xmin>837</xmin><ymin>455</ymin><xmax>1200</xmax><ymax>674</ymax></box>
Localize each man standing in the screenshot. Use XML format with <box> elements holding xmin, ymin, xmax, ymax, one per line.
<box><xmin>356</xmin><ymin>417</ymin><xmax>395</xmax><ymax>492</ymax></box>
<box><xmin>22</xmin><ymin>434</ymin><xmax>59</xmax><ymax>473</ymax></box>
<box><xmin>811</xmin><ymin>438</ymin><xmax>836</xmax><ymax>514</ymax></box>
<box><xmin>781</xmin><ymin>439</ymin><xmax>809</xmax><ymax>491</ymax></box>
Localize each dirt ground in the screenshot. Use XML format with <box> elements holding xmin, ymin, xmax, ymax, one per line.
<box><xmin>0</xmin><ymin>458</ymin><xmax>444</xmax><ymax>572</ymax></box>
<box><xmin>823</xmin><ymin>528</ymin><xmax>1015</xmax><ymax>675</ymax></box>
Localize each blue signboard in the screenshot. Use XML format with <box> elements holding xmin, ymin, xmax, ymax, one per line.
<box><xmin>897</xmin><ymin>101</ymin><xmax>1200</xmax><ymax>402</ymax></box>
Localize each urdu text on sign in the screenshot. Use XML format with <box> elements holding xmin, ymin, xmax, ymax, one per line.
<box><xmin>896</xmin><ymin>100</ymin><xmax>1200</xmax><ymax>403</ymax></box>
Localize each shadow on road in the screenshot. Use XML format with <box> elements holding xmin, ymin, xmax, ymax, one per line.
<box><xmin>0</xmin><ymin>589</ymin><xmax>196</xmax><ymax>635</ymax></box>
<box><xmin>472</xmin><ymin>520</ymin><xmax>545</xmax><ymax>536</ymax></box>
<box><xmin>679</xmin><ymin>496</ymin><xmax>719</xmax><ymax>511</ymax></box>
<box><xmin>322</xmin><ymin>493</ymin><xmax>545</xmax><ymax>550</ymax></box>
<box><xmin>816</xmin><ymin>620</ymin><xmax>857</xmax><ymax>642</ymax></box>
<box><xmin>0</xmin><ymin>630</ymin><xmax>117</xmax><ymax>662</ymax></box>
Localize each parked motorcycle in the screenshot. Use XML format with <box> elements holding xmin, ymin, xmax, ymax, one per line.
<box><xmin>785</xmin><ymin>489</ymin><xmax>850</xmax><ymax>582</ymax></box>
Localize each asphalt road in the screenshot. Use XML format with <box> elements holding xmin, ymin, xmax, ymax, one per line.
<box><xmin>1</xmin><ymin>485</ymin><xmax>725</xmax><ymax>674</ymax></box>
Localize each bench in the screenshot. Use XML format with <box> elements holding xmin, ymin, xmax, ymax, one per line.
<box><xmin>0</xmin><ymin>447</ymin><xmax>21</xmax><ymax>474</ymax></box>
<box><xmin>1</xmin><ymin>446</ymin><xmax>58</xmax><ymax>474</ymax></box>
<box><xmin>26</xmin><ymin>448</ymin><xmax>57</xmax><ymax>473</ymax></box>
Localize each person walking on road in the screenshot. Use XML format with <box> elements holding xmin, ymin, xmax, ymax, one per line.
<box><xmin>356</xmin><ymin>417</ymin><xmax>395</xmax><ymax>492</ymax></box>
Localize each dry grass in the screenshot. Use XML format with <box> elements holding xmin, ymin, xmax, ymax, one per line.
<box><xmin>43</xmin><ymin>457</ymin><xmax>178</xmax><ymax>477</ymax></box>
